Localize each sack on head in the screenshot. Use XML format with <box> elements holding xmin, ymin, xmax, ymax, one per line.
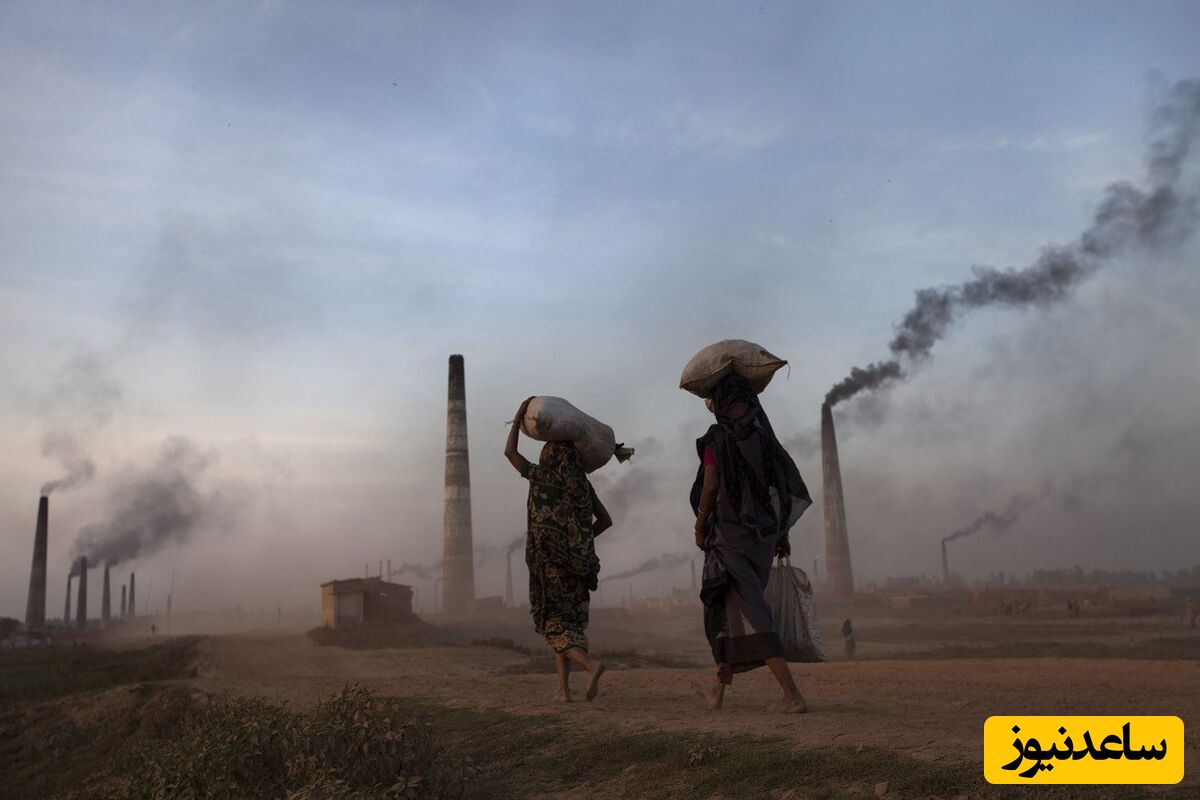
<box><xmin>679</xmin><ymin>339</ymin><xmax>787</xmax><ymax>398</ymax></box>
<box><xmin>520</xmin><ymin>396</ymin><xmax>634</xmax><ymax>473</ymax></box>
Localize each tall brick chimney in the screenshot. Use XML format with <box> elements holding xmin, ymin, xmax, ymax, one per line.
<box><xmin>821</xmin><ymin>403</ymin><xmax>854</xmax><ymax>595</ymax></box>
<box><xmin>24</xmin><ymin>496</ymin><xmax>49</xmax><ymax>629</ymax></box>
<box><xmin>102</xmin><ymin>563</ymin><xmax>112</xmax><ymax>623</ymax></box>
<box><xmin>442</xmin><ymin>354</ymin><xmax>475</xmax><ymax>612</ymax></box>
<box><xmin>76</xmin><ymin>556</ymin><xmax>88</xmax><ymax>629</ymax></box>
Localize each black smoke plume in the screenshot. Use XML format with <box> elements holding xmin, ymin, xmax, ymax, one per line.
<box><xmin>602</xmin><ymin>552</ymin><xmax>691</xmax><ymax>582</ymax></box>
<box><xmin>73</xmin><ymin>437</ymin><xmax>239</xmax><ymax>565</ymax></box>
<box><xmin>39</xmin><ymin>352</ymin><xmax>121</xmax><ymax>494</ymax></box>
<box><xmin>826</xmin><ymin>78</ymin><xmax>1200</xmax><ymax>407</ymax></box>
<box><xmin>942</xmin><ymin>486</ymin><xmax>1051</xmax><ymax>545</ymax></box>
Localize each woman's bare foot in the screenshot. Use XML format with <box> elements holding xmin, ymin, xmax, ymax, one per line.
<box><xmin>556</xmin><ymin>689</ymin><xmax>573</xmax><ymax>703</ymax></box>
<box><xmin>585</xmin><ymin>661</ymin><xmax>606</xmax><ymax>701</ymax></box>
<box><xmin>774</xmin><ymin>693</ymin><xmax>807</xmax><ymax>714</ymax></box>
<box><xmin>692</xmin><ymin>681</ymin><xmax>725</xmax><ymax>710</ymax></box>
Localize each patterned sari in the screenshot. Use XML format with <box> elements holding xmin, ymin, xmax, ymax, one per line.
<box><xmin>520</xmin><ymin>442</ymin><xmax>600</xmax><ymax>654</ymax></box>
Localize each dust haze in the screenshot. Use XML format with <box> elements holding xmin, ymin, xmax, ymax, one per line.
<box><xmin>1</xmin><ymin>1</ymin><xmax>1198</xmax><ymax>625</ymax></box>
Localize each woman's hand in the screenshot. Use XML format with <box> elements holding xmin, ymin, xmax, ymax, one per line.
<box><xmin>504</xmin><ymin>396</ymin><xmax>536</xmax><ymax>474</ymax></box>
<box><xmin>694</xmin><ymin>515</ymin><xmax>708</xmax><ymax>550</ymax></box>
<box><xmin>775</xmin><ymin>536</ymin><xmax>791</xmax><ymax>558</ymax></box>
<box><xmin>514</xmin><ymin>396</ymin><xmax>534</xmax><ymax>425</ymax></box>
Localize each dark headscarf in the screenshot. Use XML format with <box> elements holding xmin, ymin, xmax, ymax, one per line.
<box><xmin>690</xmin><ymin>374</ymin><xmax>812</xmax><ymax>540</ymax></box>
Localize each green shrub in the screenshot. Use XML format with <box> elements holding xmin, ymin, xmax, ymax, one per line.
<box><xmin>120</xmin><ymin>686</ymin><xmax>473</xmax><ymax>799</ymax></box>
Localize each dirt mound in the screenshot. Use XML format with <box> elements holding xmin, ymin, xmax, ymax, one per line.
<box><xmin>0</xmin><ymin>682</ymin><xmax>205</xmax><ymax>800</ymax></box>
<box><xmin>306</xmin><ymin>619</ymin><xmax>454</xmax><ymax>650</ymax></box>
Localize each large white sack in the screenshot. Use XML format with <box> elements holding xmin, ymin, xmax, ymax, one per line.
<box><xmin>679</xmin><ymin>339</ymin><xmax>787</xmax><ymax>398</ymax></box>
<box><xmin>520</xmin><ymin>396</ymin><xmax>634</xmax><ymax>473</ymax></box>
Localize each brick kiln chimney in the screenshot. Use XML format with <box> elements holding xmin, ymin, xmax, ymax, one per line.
<box><xmin>64</xmin><ymin>574</ymin><xmax>72</xmax><ymax>624</ymax></box>
<box><xmin>24</xmin><ymin>496</ymin><xmax>49</xmax><ymax>629</ymax></box>
<box><xmin>121</xmin><ymin>584</ymin><xmax>127</xmax><ymax>619</ymax></box>
<box><xmin>820</xmin><ymin>403</ymin><xmax>855</xmax><ymax>595</ymax></box>
<box><xmin>102</xmin><ymin>563</ymin><xmax>112</xmax><ymax>623</ymax></box>
<box><xmin>128</xmin><ymin>572</ymin><xmax>136</xmax><ymax>619</ymax></box>
<box><xmin>76</xmin><ymin>556</ymin><xmax>88</xmax><ymax>629</ymax></box>
<box><xmin>941</xmin><ymin>540</ymin><xmax>950</xmax><ymax>585</ymax></box>
<box><xmin>504</xmin><ymin>550</ymin><xmax>514</xmax><ymax>607</ymax></box>
<box><xmin>442</xmin><ymin>354</ymin><xmax>475</xmax><ymax>613</ymax></box>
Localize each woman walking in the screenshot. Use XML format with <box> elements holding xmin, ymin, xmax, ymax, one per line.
<box><xmin>506</xmin><ymin>398</ymin><xmax>612</xmax><ymax>702</ymax></box>
<box><xmin>691</xmin><ymin>374</ymin><xmax>812</xmax><ymax>712</ymax></box>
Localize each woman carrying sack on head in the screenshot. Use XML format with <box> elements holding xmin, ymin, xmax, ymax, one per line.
<box><xmin>506</xmin><ymin>397</ymin><xmax>613</xmax><ymax>703</ymax></box>
<box><xmin>690</xmin><ymin>374</ymin><xmax>813</xmax><ymax>712</ymax></box>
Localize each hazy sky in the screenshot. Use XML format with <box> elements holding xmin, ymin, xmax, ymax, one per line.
<box><xmin>3</xmin><ymin>1</ymin><xmax>1199</xmax><ymax>619</ymax></box>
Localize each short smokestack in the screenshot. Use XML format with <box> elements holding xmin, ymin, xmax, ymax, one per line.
<box><xmin>442</xmin><ymin>354</ymin><xmax>475</xmax><ymax>612</ymax></box>
<box><xmin>24</xmin><ymin>496</ymin><xmax>49</xmax><ymax>629</ymax></box>
<box><xmin>821</xmin><ymin>404</ymin><xmax>854</xmax><ymax>595</ymax></box>
<box><xmin>504</xmin><ymin>550</ymin><xmax>514</xmax><ymax>607</ymax></box>
<box><xmin>128</xmin><ymin>572</ymin><xmax>136</xmax><ymax>620</ymax></box>
<box><xmin>121</xmin><ymin>584</ymin><xmax>127</xmax><ymax>619</ymax></box>
<box><xmin>102</xmin><ymin>563</ymin><xmax>112</xmax><ymax>623</ymax></box>
<box><xmin>64</xmin><ymin>574</ymin><xmax>73</xmax><ymax>624</ymax></box>
<box><xmin>76</xmin><ymin>556</ymin><xmax>88</xmax><ymax>629</ymax></box>
<box><xmin>941</xmin><ymin>539</ymin><xmax>950</xmax><ymax>585</ymax></box>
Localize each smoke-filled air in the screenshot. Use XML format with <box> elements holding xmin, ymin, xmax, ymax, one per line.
<box><xmin>5</xmin><ymin>6</ymin><xmax>1200</xmax><ymax>795</ymax></box>
<box><xmin>2</xmin><ymin>3</ymin><xmax>1198</xmax><ymax>641</ymax></box>
<box><xmin>825</xmin><ymin>79</ymin><xmax>1200</xmax><ymax>408</ymax></box>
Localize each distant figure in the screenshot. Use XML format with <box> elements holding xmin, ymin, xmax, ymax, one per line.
<box><xmin>1186</xmin><ymin>598</ymin><xmax>1197</xmax><ymax>629</ymax></box>
<box><xmin>842</xmin><ymin>618</ymin><xmax>856</xmax><ymax>659</ymax></box>
<box><xmin>689</xmin><ymin>374</ymin><xmax>812</xmax><ymax>714</ymax></box>
<box><xmin>150</xmin><ymin>623</ymin><xmax>157</xmax><ymax>637</ymax></box>
<box><xmin>506</xmin><ymin>397</ymin><xmax>612</xmax><ymax>703</ymax></box>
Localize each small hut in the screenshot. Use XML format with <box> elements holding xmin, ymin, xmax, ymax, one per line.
<box><xmin>320</xmin><ymin>577</ymin><xmax>413</xmax><ymax>628</ymax></box>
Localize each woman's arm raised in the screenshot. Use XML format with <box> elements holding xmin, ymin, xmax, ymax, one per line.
<box><xmin>504</xmin><ymin>397</ymin><xmax>534</xmax><ymax>474</ymax></box>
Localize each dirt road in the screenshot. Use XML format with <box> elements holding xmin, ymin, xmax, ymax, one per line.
<box><xmin>192</xmin><ymin>632</ymin><xmax>1200</xmax><ymax>785</ymax></box>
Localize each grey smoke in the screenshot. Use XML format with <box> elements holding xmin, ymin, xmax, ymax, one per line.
<box><xmin>390</xmin><ymin>562</ymin><xmax>440</xmax><ymax>580</ymax></box>
<box><xmin>73</xmin><ymin>437</ymin><xmax>239</xmax><ymax>565</ymax></box>
<box><xmin>942</xmin><ymin>487</ymin><xmax>1051</xmax><ymax>544</ymax></box>
<box><xmin>391</xmin><ymin>538</ymin><xmax>523</xmax><ymax>579</ymax></box>
<box><xmin>826</xmin><ymin>78</ymin><xmax>1200</xmax><ymax>407</ymax></box>
<box><xmin>39</xmin><ymin>352</ymin><xmax>122</xmax><ymax>495</ymax></box>
<box><xmin>602</xmin><ymin>552</ymin><xmax>691</xmax><ymax>582</ymax></box>
<box><xmin>782</xmin><ymin>428</ymin><xmax>821</xmax><ymax>461</ymax></box>
<box><xmin>591</xmin><ymin>466</ymin><xmax>659</xmax><ymax>521</ymax></box>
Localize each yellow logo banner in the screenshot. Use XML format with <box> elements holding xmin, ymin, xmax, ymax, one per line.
<box><xmin>984</xmin><ymin>716</ymin><xmax>1184</xmax><ymax>784</ymax></box>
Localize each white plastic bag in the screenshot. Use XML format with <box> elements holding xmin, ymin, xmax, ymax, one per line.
<box><xmin>765</xmin><ymin>557</ymin><xmax>826</xmax><ymax>662</ymax></box>
<box><xmin>520</xmin><ymin>396</ymin><xmax>634</xmax><ymax>473</ymax></box>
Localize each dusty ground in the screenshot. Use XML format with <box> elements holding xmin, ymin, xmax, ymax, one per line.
<box><xmin>189</xmin><ymin>609</ymin><xmax>1200</xmax><ymax>792</ymax></box>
